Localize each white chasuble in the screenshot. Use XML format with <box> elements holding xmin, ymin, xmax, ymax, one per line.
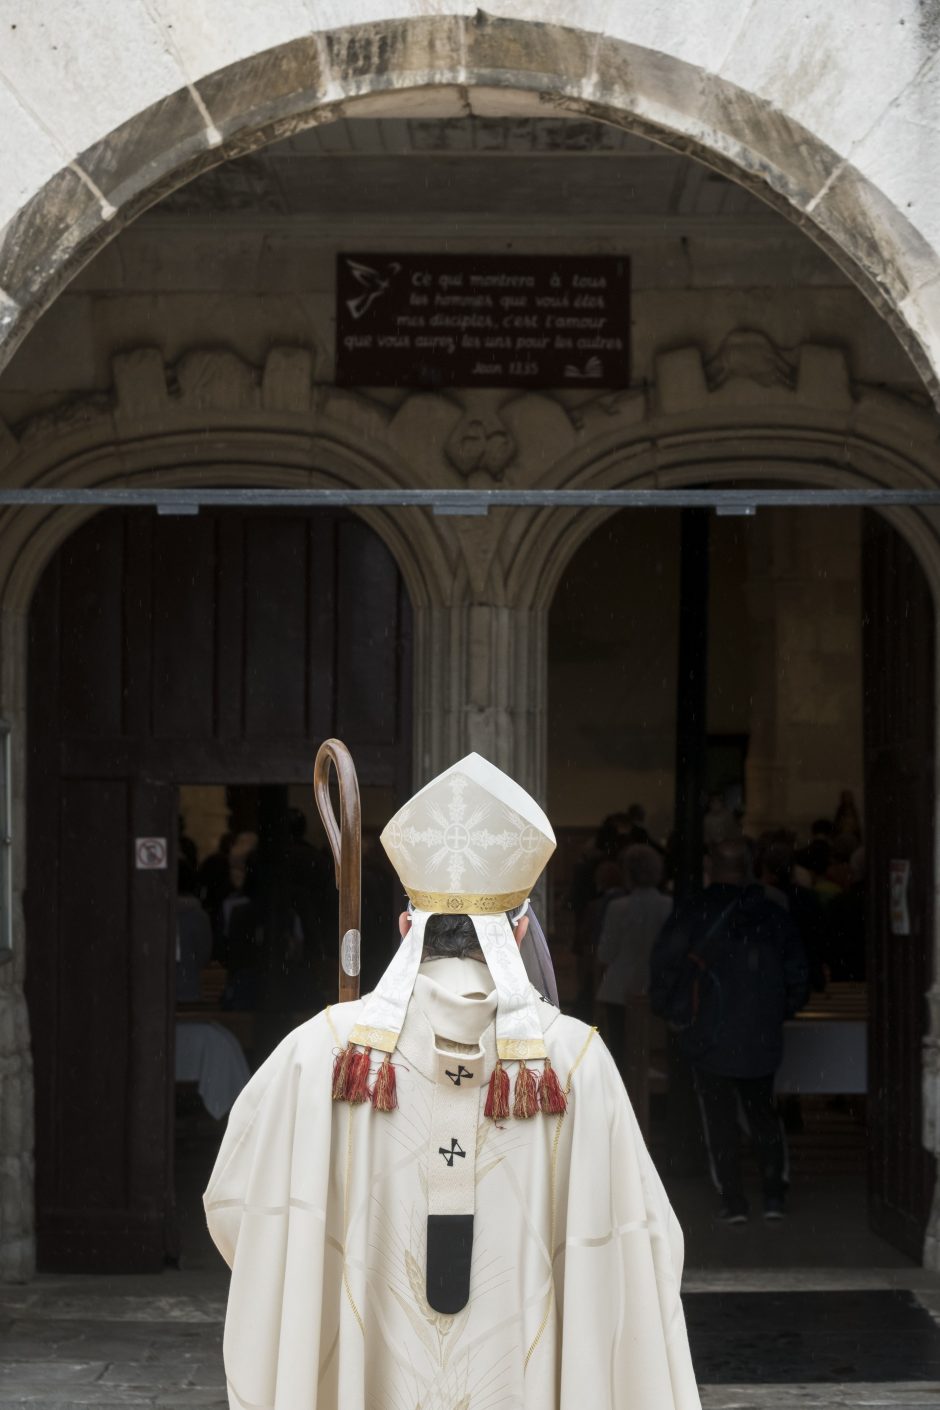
<box><xmin>204</xmin><ymin>976</ymin><xmax>701</xmax><ymax>1410</ymax></box>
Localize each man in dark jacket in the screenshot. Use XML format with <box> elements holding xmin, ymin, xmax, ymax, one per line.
<box><xmin>650</xmin><ymin>839</ymin><xmax>809</xmax><ymax>1223</ymax></box>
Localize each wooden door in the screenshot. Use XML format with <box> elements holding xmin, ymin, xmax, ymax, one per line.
<box><xmin>27</xmin><ymin>508</ymin><xmax>410</xmax><ymax>1270</ymax></box>
<box><xmin>863</xmin><ymin>512</ymin><xmax>936</xmax><ymax>1257</ymax></box>
<box><xmin>27</xmin><ymin>769</ymin><xmax>177</xmax><ymax>1267</ymax></box>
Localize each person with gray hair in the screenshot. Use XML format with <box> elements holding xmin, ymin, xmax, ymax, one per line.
<box><xmin>596</xmin><ymin>844</ymin><xmax>672</xmax><ymax>1085</ymax></box>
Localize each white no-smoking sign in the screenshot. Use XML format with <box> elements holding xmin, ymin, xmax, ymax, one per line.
<box><xmin>135</xmin><ymin>837</ymin><xmax>168</xmax><ymax>870</ymax></box>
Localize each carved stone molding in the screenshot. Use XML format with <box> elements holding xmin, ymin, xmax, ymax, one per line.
<box><xmin>444</xmin><ymin>396</ymin><xmax>515</xmax><ymax>482</ymax></box>
<box><xmin>704</xmin><ymin>329</ymin><xmax>796</xmax><ymax>392</ymax></box>
<box><xmin>2</xmin><ymin>330</ymin><xmax>920</xmax><ymax>477</ymax></box>
<box><xmin>1</xmin><ymin>331</ymin><xmax>937</xmax><ymax>613</ymax></box>
<box><xmin>656</xmin><ymin>332</ymin><xmax>853</xmax><ymax>414</ymax></box>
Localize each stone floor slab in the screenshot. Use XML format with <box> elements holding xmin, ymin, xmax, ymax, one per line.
<box><xmin>3</xmin><ymin>1268</ymin><xmax>940</xmax><ymax>1407</ymax></box>
<box><xmin>0</xmin><ymin>1365</ymin><xmax>107</xmax><ymax>1388</ymax></box>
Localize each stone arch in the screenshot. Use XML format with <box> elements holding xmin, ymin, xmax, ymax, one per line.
<box><xmin>496</xmin><ymin>335</ymin><xmax>940</xmax><ymax>611</ymax></box>
<box><xmin>2</xmin><ymin>11</ymin><xmax>940</xmax><ymax>396</ymax></box>
<box><xmin>513</xmin><ymin>451</ymin><xmax>940</xmax><ymax>617</ymax></box>
<box><xmin>0</xmin><ymin>457</ymin><xmax>441</xmax><ymax>621</ymax></box>
<box><xmin>0</xmin><ymin>349</ymin><xmax>460</xmax><ymax>619</ymax></box>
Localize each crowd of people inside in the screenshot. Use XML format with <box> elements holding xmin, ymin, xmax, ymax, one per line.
<box><xmin>177</xmin><ymin>785</ymin><xmax>865</xmax><ymax>1220</ymax></box>
<box><xmin>573</xmin><ymin>790</ymin><xmax>865</xmax><ymax>1014</ymax></box>
<box><xmin>175</xmin><ymin>808</ymin><xmax>339</xmax><ymax>1015</ymax></box>
<box><xmin>175</xmin><ymin>806</ymin><xmax>400</xmax><ymax>1021</ymax></box>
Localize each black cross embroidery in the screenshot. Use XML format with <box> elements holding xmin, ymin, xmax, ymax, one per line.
<box><xmin>445</xmin><ymin>1065</ymin><xmax>474</xmax><ymax>1086</ymax></box>
<box><xmin>439</xmin><ymin>1138</ymin><xmax>466</xmax><ymax>1167</ymax></box>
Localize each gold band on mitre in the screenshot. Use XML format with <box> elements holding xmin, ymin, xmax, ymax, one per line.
<box><xmin>406</xmin><ymin>886</ymin><xmax>531</xmax><ymax>914</ymax></box>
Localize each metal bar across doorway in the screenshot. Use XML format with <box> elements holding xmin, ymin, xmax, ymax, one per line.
<box><xmin>2</xmin><ymin>487</ymin><xmax>940</xmax><ymax>515</ymax></box>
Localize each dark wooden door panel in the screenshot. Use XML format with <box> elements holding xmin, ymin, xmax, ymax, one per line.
<box><xmin>336</xmin><ymin>517</ymin><xmax>402</xmax><ymax>743</ymax></box>
<box><xmin>59</xmin><ymin>516</ymin><xmax>125</xmax><ymax>737</ymax></box>
<box><xmin>129</xmin><ymin>777</ymin><xmax>178</xmax><ymax>1264</ymax></box>
<box><xmin>243</xmin><ymin>517</ymin><xmax>310</xmax><ymax>738</ymax></box>
<box><xmin>152</xmin><ymin>515</ymin><xmax>216</xmax><ymax>739</ymax></box>
<box><xmin>58</xmin><ymin>777</ymin><xmax>130</xmax><ymax>1213</ymax></box>
<box><xmin>27</xmin><ymin>507</ymin><xmax>411</xmax><ymax>1272</ymax></box>
<box><xmin>216</xmin><ymin>515</ymin><xmax>246</xmax><ymax>739</ymax></box>
<box><xmin>30</xmin><ymin>774</ymin><xmax>174</xmax><ymax>1271</ymax></box>
<box><xmin>863</xmin><ymin>512</ymin><xmax>936</xmax><ymax>1257</ymax></box>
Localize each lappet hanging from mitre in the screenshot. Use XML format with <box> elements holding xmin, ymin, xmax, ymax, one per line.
<box><xmin>205</xmin><ymin>752</ymin><xmax>701</xmax><ymax>1410</ymax></box>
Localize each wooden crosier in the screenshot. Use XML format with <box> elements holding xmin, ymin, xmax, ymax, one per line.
<box><xmin>313</xmin><ymin>738</ymin><xmax>362</xmax><ymax>1003</ymax></box>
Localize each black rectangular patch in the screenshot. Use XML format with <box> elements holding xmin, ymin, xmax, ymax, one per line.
<box><xmin>426</xmin><ymin>1214</ymin><xmax>473</xmax><ymax>1315</ymax></box>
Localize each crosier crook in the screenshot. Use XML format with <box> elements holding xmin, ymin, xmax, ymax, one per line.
<box><xmin>314</xmin><ymin>738</ymin><xmax>362</xmax><ymax>1005</ymax></box>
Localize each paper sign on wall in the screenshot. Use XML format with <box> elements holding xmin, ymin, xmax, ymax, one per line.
<box><xmin>889</xmin><ymin>858</ymin><xmax>911</xmax><ymax>936</ymax></box>
<box><xmin>135</xmin><ymin>837</ymin><xmax>167</xmax><ymax>870</ymax></box>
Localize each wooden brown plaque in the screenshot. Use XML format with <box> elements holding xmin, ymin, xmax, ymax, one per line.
<box><xmin>335</xmin><ymin>253</ymin><xmax>629</xmax><ymax>390</ymax></box>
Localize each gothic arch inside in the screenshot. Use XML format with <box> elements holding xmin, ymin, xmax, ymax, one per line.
<box><xmin>1</xmin><ymin>40</ymin><xmax>940</xmax><ymax>1283</ymax></box>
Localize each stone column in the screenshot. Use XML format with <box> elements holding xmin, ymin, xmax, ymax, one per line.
<box><xmin>743</xmin><ymin>509</ymin><xmax>863</xmax><ymax>839</ymax></box>
<box><xmin>923</xmin><ymin>995</ymin><xmax>940</xmax><ymax>1269</ymax></box>
<box><xmin>743</xmin><ymin>514</ymin><xmax>788</xmax><ymax>837</ymax></box>
<box><xmin>922</xmin><ymin>588</ymin><xmax>940</xmax><ymax>1272</ymax></box>
<box><xmin>413</xmin><ymin>600</ymin><xmax>547</xmax><ymax>806</ymax></box>
<box><xmin>0</xmin><ymin>607</ymin><xmax>34</xmax><ymax>1281</ymax></box>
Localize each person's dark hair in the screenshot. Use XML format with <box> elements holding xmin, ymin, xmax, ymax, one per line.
<box><xmin>594</xmin><ymin>859</ymin><xmax>624</xmax><ymax>893</ymax></box>
<box><xmin>760</xmin><ymin>840</ymin><xmax>793</xmax><ymax>887</ymax></box>
<box><xmin>595</xmin><ymin>812</ymin><xmax>629</xmax><ymax>855</ymax></box>
<box><xmin>709</xmin><ymin>837</ymin><xmax>753</xmax><ymax>885</ymax></box>
<box><xmin>422</xmin><ymin>913</ymin><xmax>484</xmax><ymax>960</ymax></box>
<box><xmin>177</xmin><ymin>860</ymin><xmax>198</xmax><ymax>896</ymax></box>
<box><xmin>421</xmin><ymin>906</ymin><xmax>525</xmax><ymax>961</ymax></box>
<box><xmin>241</xmin><ymin>850</ymin><xmax>259</xmax><ymax>896</ymax></box>
<box><xmin>800</xmin><ymin>838</ymin><xmax>832</xmax><ymax>877</ymax></box>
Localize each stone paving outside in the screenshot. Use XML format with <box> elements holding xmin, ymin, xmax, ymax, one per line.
<box><xmin>4</xmin><ymin>1130</ymin><xmax>940</xmax><ymax>1408</ymax></box>
<box><xmin>3</xmin><ymin>1266</ymin><xmax>940</xmax><ymax>1409</ymax></box>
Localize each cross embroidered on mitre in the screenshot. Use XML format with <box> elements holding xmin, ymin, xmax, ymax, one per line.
<box><xmin>382</xmin><ymin>757</ymin><xmax>554</xmax><ymax>911</ymax></box>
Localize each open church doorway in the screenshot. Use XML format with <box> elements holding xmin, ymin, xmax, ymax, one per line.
<box><xmin>25</xmin><ymin>507</ymin><xmax>412</xmax><ymax>1271</ymax></box>
<box><xmin>548</xmin><ymin>503</ymin><xmax>935</xmax><ymax>1267</ymax></box>
<box><xmin>172</xmin><ymin>779</ymin><xmax>402</xmax><ymax>1268</ymax></box>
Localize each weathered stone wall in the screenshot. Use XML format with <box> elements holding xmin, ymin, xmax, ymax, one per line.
<box><xmin>0</xmin><ymin>5</ymin><xmax>939</xmax><ymax>396</ymax></box>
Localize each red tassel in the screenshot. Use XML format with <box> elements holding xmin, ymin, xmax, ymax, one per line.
<box><xmin>513</xmin><ymin>1060</ymin><xmax>540</xmax><ymax>1120</ymax></box>
<box><xmin>332</xmin><ymin>1044</ymin><xmax>354</xmax><ymax>1102</ymax></box>
<box><xmin>346</xmin><ymin>1047</ymin><xmax>372</xmax><ymax>1105</ymax></box>
<box><xmin>484</xmin><ymin>1059</ymin><xmax>510</xmax><ymax>1120</ymax></box>
<box><xmin>371</xmin><ymin>1054</ymin><xmax>398</xmax><ymax>1112</ymax></box>
<box><xmin>539</xmin><ymin>1059</ymin><xmax>568</xmax><ymax>1116</ymax></box>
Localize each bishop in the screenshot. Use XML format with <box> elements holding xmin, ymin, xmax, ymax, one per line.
<box><xmin>205</xmin><ymin>752</ymin><xmax>701</xmax><ymax>1408</ymax></box>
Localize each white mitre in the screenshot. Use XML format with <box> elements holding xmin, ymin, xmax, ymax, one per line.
<box><xmin>381</xmin><ymin>750</ymin><xmax>556</xmax><ymax>913</ymax></box>
<box><xmin>332</xmin><ymin>753</ymin><xmax>565</xmax><ymax>1122</ymax></box>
